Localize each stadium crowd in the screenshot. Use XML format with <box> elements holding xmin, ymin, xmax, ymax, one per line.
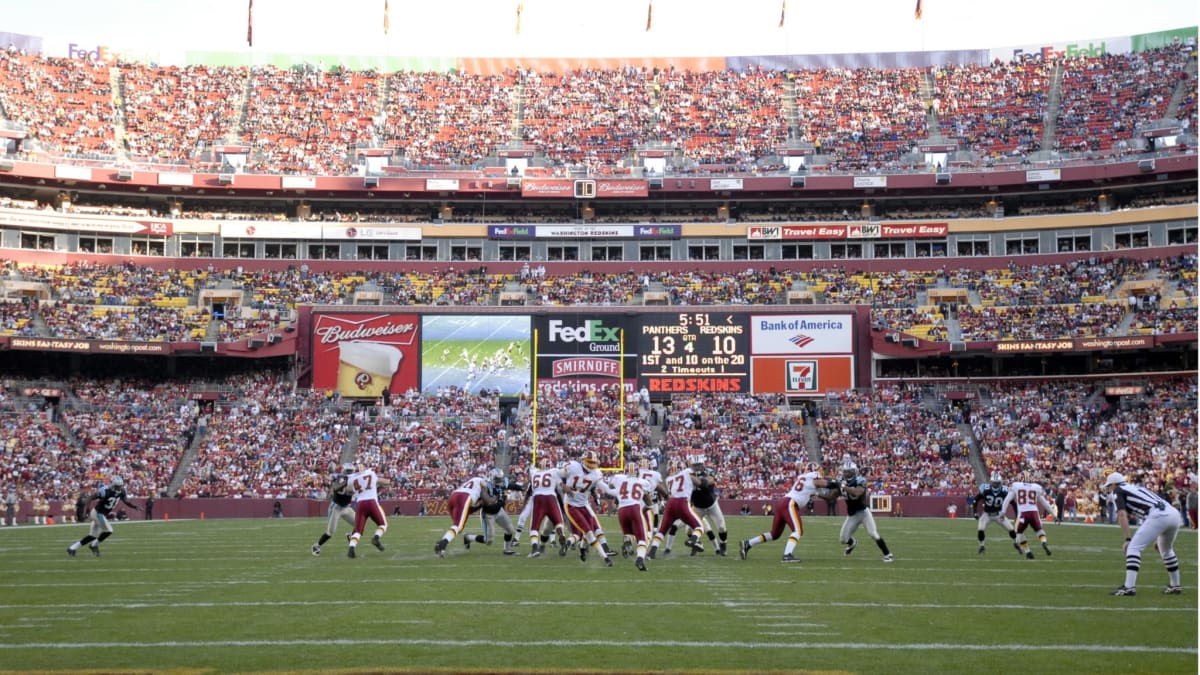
<box><xmin>1</xmin><ymin>373</ymin><xmax>1193</xmax><ymax>521</ymax></box>
<box><xmin>3</xmin><ymin>253</ymin><xmax>1192</xmax><ymax>345</ymax></box>
<box><xmin>0</xmin><ymin>45</ymin><xmax>1193</xmax><ymax>173</ymax></box>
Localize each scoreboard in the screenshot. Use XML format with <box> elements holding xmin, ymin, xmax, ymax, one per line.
<box><xmin>637</xmin><ymin>312</ymin><xmax>750</xmax><ymax>393</ymax></box>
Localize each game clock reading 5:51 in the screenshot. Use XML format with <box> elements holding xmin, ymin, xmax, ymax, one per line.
<box><xmin>637</xmin><ymin>313</ymin><xmax>749</xmax><ymax>393</ymax></box>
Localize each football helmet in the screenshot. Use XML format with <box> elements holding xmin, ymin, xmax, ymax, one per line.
<box><xmin>842</xmin><ymin>459</ymin><xmax>858</xmax><ymax>479</ymax></box>
<box><xmin>341</xmin><ymin>463</ymin><xmax>355</xmax><ymax>475</ymax></box>
<box><xmin>581</xmin><ymin>451</ymin><xmax>600</xmax><ymax>471</ymax></box>
<box><xmin>110</xmin><ymin>476</ymin><xmax>125</xmax><ymax>488</ymax></box>
<box><xmin>689</xmin><ymin>454</ymin><xmax>706</xmax><ymax>468</ymax></box>
<box><xmin>489</xmin><ymin>468</ymin><xmax>505</xmax><ymax>485</ymax></box>
<box><xmin>989</xmin><ymin>471</ymin><xmax>1002</xmax><ymax>487</ymax></box>
<box><xmin>804</xmin><ymin>462</ymin><xmax>821</xmax><ymax>476</ymax></box>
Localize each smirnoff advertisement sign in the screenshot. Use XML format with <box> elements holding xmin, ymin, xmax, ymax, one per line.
<box><xmin>311</xmin><ymin>313</ymin><xmax>421</xmax><ymax>398</ymax></box>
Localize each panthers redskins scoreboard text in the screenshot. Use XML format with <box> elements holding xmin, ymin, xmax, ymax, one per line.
<box><xmin>637</xmin><ymin>312</ymin><xmax>750</xmax><ymax>393</ymax></box>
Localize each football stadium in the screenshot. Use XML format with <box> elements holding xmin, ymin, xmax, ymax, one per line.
<box><xmin>0</xmin><ymin>1</ymin><xmax>1196</xmax><ymax>673</ymax></box>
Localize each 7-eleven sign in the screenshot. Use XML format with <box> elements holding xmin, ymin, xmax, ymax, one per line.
<box><xmin>786</xmin><ymin>360</ymin><xmax>818</xmax><ymax>392</ymax></box>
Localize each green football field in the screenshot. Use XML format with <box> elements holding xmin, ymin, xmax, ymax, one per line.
<box><xmin>0</xmin><ymin>515</ymin><xmax>1195</xmax><ymax>674</ymax></box>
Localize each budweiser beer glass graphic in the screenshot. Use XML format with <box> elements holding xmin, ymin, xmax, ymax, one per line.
<box><xmin>337</xmin><ymin>340</ymin><xmax>403</xmax><ymax>397</ymax></box>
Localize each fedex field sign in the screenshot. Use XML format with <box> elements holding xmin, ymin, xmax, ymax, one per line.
<box><xmin>750</xmin><ymin>314</ymin><xmax>853</xmax><ymax>355</ymax></box>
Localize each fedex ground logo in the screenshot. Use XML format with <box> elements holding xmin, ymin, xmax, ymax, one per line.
<box><xmin>786</xmin><ymin>360</ymin><xmax>818</xmax><ymax>392</ymax></box>
<box><xmin>545</xmin><ymin>319</ymin><xmax>622</xmax><ymax>353</ymax></box>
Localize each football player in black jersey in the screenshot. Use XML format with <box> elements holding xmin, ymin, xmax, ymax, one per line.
<box><xmin>463</xmin><ymin>468</ymin><xmax>525</xmax><ymax>555</ymax></box>
<box><xmin>1103</xmin><ymin>472</ymin><xmax>1184</xmax><ymax>596</ymax></box>
<box><xmin>312</xmin><ymin>463</ymin><xmax>357</xmax><ymax>556</ymax></box>
<box><xmin>973</xmin><ymin>471</ymin><xmax>1020</xmax><ymax>555</ymax></box>
<box><xmin>67</xmin><ymin>476</ymin><xmax>139</xmax><ymax>557</ymax></box>
<box><xmin>834</xmin><ymin>460</ymin><xmax>893</xmax><ymax>562</ymax></box>
<box><xmin>688</xmin><ymin>455</ymin><xmax>729</xmax><ymax>556</ymax></box>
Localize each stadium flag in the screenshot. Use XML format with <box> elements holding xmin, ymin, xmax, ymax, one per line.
<box><xmin>646</xmin><ymin>1</ymin><xmax>653</xmax><ymax>31</ymax></box>
<box><xmin>779</xmin><ymin>0</ymin><xmax>786</xmax><ymax>28</ymax></box>
<box><xmin>384</xmin><ymin>0</ymin><xmax>389</xmax><ymax>35</ymax></box>
<box><xmin>516</xmin><ymin>2</ymin><xmax>523</xmax><ymax>35</ymax></box>
<box><xmin>914</xmin><ymin>0</ymin><xmax>923</xmax><ymax>20</ymax></box>
<box><xmin>247</xmin><ymin>0</ymin><xmax>253</xmax><ymax>47</ymax></box>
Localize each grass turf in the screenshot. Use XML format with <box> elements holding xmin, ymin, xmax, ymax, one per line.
<box><xmin>0</xmin><ymin>514</ymin><xmax>1195</xmax><ymax>674</ymax></box>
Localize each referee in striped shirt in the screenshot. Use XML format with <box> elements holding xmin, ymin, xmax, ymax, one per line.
<box><xmin>1103</xmin><ymin>472</ymin><xmax>1183</xmax><ymax>596</ymax></box>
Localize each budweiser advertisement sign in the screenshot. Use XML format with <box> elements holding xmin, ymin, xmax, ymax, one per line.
<box><xmin>311</xmin><ymin>313</ymin><xmax>420</xmax><ymax>398</ymax></box>
<box><xmin>595</xmin><ymin>179</ymin><xmax>648</xmax><ymax>198</ymax></box>
<box><xmin>520</xmin><ymin>179</ymin><xmax>575</xmax><ymax>198</ymax></box>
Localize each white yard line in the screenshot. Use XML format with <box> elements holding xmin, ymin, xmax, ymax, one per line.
<box><xmin>0</xmin><ymin>637</ymin><xmax>1191</xmax><ymax>655</ymax></box>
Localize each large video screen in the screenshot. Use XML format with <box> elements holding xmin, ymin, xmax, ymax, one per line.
<box><xmin>421</xmin><ymin>314</ymin><xmax>531</xmax><ymax>395</ymax></box>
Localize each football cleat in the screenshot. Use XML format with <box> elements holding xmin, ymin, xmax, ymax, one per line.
<box><xmin>503</xmin><ymin>548</ymin><xmax>516</xmax><ymax>556</ymax></box>
<box><xmin>662</xmin><ymin>548</ymin><xmax>672</xmax><ymax>558</ymax></box>
<box><xmin>372</xmin><ymin>535</ymin><xmax>385</xmax><ymax>552</ymax></box>
<box><xmin>716</xmin><ymin>542</ymin><xmax>727</xmax><ymax>557</ymax></box>
<box><xmin>604</xmin><ymin>556</ymin><xmax>613</xmax><ymax>567</ymax></box>
<box><xmin>1109</xmin><ymin>586</ymin><xmax>1136</xmax><ymax>596</ymax></box>
<box><xmin>602</xmin><ymin>543</ymin><xmax>614</xmax><ymax>557</ymax></box>
<box><xmin>978</xmin><ymin>545</ymin><xmax>986</xmax><ymax>554</ymax></box>
<box><xmin>558</xmin><ymin>538</ymin><xmax>569</xmax><ymax>557</ymax></box>
<box><xmin>1163</xmin><ymin>585</ymin><xmax>1183</xmax><ymax>595</ymax></box>
<box><xmin>1012</xmin><ymin>541</ymin><xmax>1023</xmax><ymax>554</ymax></box>
<box><xmin>635</xmin><ymin>557</ymin><xmax>647</xmax><ymax>572</ymax></box>
<box><xmin>311</xmin><ymin>544</ymin><xmax>321</xmax><ymax>556</ymax></box>
<box><xmin>579</xmin><ymin>544</ymin><xmax>588</xmax><ymax>562</ymax></box>
<box><xmin>647</xmin><ymin>546</ymin><xmax>657</xmax><ymax>560</ymax></box>
<box><xmin>67</xmin><ymin>547</ymin><xmax>76</xmax><ymax>558</ymax></box>
<box><xmin>621</xmin><ymin>540</ymin><xmax>633</xmax><ymax>559</ymax></box>
<box><xmin>1025</xmin><ymin>551</ymin><xmax>1035</xmax><ymax>560</ymax></box>
<box><xmin>781</xmin><ymin>554</ymin><xmax>800</xmax><ymax>563</ymax></box>
<box><xmin>463</xmin><ymin>536</ymin><xmax>471</xmax><ymax>550</ymax></box>
<box><xmin>883</xmin><ymin>554</ymin><xmax>894</xmax><ymax>563</ymax></box>
<box><xmin>434</xmin><ymin>539</ymin><xmax>447</xmax><ymax>558</ymax></box>
<box><xmin>687</xmin><ymin>535</ymin><xmax>703</xmax><ymax>556</ymax></box>
<box><xmin>739</xmin><ymin>540</ymin><xmax>750</xmax><ymax>560</ymax></box>
<box><xmin>1041</xmin><ymin>541</ymin><xmax>1052</xmax><ymax>557</ymax></box>
<box><xmin>844</xmin><ymin>537</ymin><xmax>858</xmax><ymax>557</ymax></box>
<box><xmin>347</xmin><ymin>547</ymin><xmax>356</xmax><ymax>559</ymax></box>
<box><xmin>529</xmin><ymin>544</ymin><xmax>541</xmax><ymax>558</ymax></box>
<box><xmin>90</xmin><ymin>545</ymin><xmax>100</xmax><ymax>557</ymax></box>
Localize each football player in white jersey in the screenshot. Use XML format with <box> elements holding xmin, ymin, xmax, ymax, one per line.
<box><xmin>1000</xmin><ymin>473</ymin><xmax>1054</xmax><ymax>560</ymax></box>
<box><xmin>740</xmin><ymin>462</ymin><xmax>838</xmax><ymax>563</ymax></box>
<box><xmin>434</xmin><ymin>474</ymin><xmax>496</xmax><ymax>557</ymax></box>
<box><xmin>562</xmin><ymin>451</ymin><xmax>615</xmax><ymax>566</ymax></box>
<box><xmin>525</xmin><ymin>457</ymin><xmax>568</xmax><ymax>558</ymax></box>
<box><xmin>345</xmin><ymin>464</ymin><xmax>388</xmax><ymax>559</ymax></box>
<box><xmin>622</xmin><ymin>455</ymin><xmax>664</xmax><ymax>558</ymax></box>
<box><xmin>607</xmin><ymin>466</ymin><xmax>654</xmax><ymax>571</ymax></box>
<box><xmin>648</xmin><ymin>456</ymin><xmax>706</xmax><ymax>559</ymax></box>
